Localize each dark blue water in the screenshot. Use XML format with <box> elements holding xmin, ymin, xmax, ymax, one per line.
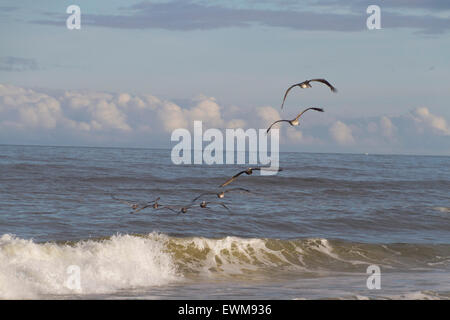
<box><xmin>1</xmin><ymin>145</ymin><xmax>449</xmax><ymax>243</ymax></box>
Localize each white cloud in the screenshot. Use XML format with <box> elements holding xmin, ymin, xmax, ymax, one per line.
<box><xmin>117</xmin><ymin>93</ymin><xmax>131</xmax><ymax>106</ymax></box>
<box><xmin>412</xmin><ymin>107</ymin><xmax>450</xmax><ymax>136</ymax></box>
<box><xmin>92</xmin><ymin>100</ymin><xmax>131</xmax><ymax>131</ymax></box>
<box><xmin>0</xmin><ymin>84</ymin><xmax>63</xmax><ymax>129</ymax></box>
<box><xmin>329</xmin><ymin>120</ymin><xmax>355</xmax><ymax>145</ymax></box>
<box><xmin>156</xmin><ymin>95</ymin><xmax>228</xmax><ymax>133</ymax></box>
<box><xmin>380</xmin><ymin>116</ymin><xmax>396</xmax><ymax>138</ymax></box>
<box><xmin>1</xmin><ymin>84</ymin><xmax>449</xmax><ymax>154</ymax></box>
<box><xmin>157</xmin><ymin>102</ymin><xmax>188</xmax><ymax>132</ymax></box>
<box><xmin>257</xmin><ymin>106</ymin><xmax>280</xmax><ymax>128</ymax></box>
<box><xmin>227</xmin><ymin>118</ymin><xmax>246</xmax><ymax>129</ymax></box>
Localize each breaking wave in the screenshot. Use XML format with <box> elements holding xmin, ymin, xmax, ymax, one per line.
<box><xmin>1</xmin><ymin>232</ymin><xmax>449</xmax><ymax>299</ymax></box>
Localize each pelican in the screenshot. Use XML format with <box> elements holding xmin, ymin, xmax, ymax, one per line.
<box><xmin>110</xmin><ymin>194</ymin><xmax>152</xmax><ymax>211</ymax></box>
<box><xmin>192</xmin><ymin>188</ymin><xmax>250</xmax><ymax>202</ymax></box>
<box><xmin>199</xmin><ymin>201</ymin><xmax>230</xmax><ymax>211</ymax></box>
<box><xmin>164</xmin><ymin>205</ymin><xmax>193</xmax><ymax>214</ymax></box>
<box><xmin>131</xmin><ymin>197</ymin><xmax>161</xmax><ymax>214</ymax></box>
<box><xmin>220</xmin><ymin>167</ymin><xmax>283</xmax><ymax>187</ymax></box>
<box><xmin>280</xmin><ymin>79</ymin><xmax>337</xmax><ymax>110</ymax></box>
<box><xmin>266</xmin><ymin>107</ymin><xmax>324</xmax><ymax>134</ymax></box>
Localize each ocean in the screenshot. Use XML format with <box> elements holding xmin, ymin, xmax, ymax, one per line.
<box><xmin>0</xmin><ymin>145</ymin><xmax>449</xmax><ymax>299</ymax></box>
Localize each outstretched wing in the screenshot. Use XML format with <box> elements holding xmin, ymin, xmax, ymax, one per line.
<box><xmin>224</xmin><ymin>187</ymin><xmax>251</xmax><ymax>194</ymax></box>
<box><xmin>160</xmin><ymin>206</ymin><xmax>178</xmax><ymax>213</ymax></box>
<box><xmin>208</xmin><ymin>202</ymin><xmax>230</xmax><ymax>210</ymax></box>
<box><xmin>293</xmin><ymin>107</ymin><xmax>324</xmax><ymax>121</ymax></box>
<box><xmin>220</xmin><ymin>170</ymin><xmax>247</xmax><ymax>187</ymax></box>
<box><xmin>111</xmin><ymin>194</ymin><xmax>136</xmax><ymax>207</ymax></box>
<box><xmin>132</xmin><ymin>203</ymin><xmax>153</xmax><ymax>213</ymax></box>
<box><xmin>266</xmin><ymin>119</ymin><xmax>290</xmax><ymax>134</ymax></box>
<box><xmin>280</xmin><ymin>81</ymin><xmax>308</xmax><ymax>110</ymax></box>
<box><xmin>309</xmin><ymin>79</ymin><xmax>337</xmax><ymax>92</ymax></box>
<box><xmin>192</xmin><ymin>192</ymin><xmax>217</xmax><ymax>202</ymax></box>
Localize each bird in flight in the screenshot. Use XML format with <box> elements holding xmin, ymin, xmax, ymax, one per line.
<box><xmin>199</xmin><ymin>201</ymin><xmax>230</xmax><ymax>211</ymax></box>
<box><xmin>219</xmin><ymin>167</ymin><xmax>283</xmax><ymax>187</ymax></box>
<box><xmin>110</xmin><ymin>194</ymin><xmax>153</xmax><ymax>210</ymax></box>
<box><xmin>280</xmin><ymin>79</ymin><xmax>337</xmax><ymax>110</ymax></box>
<box><xmin>266</xmin><ymin>107</ymin><xmax>324</xmax><ymax>134</ymax></box>
<box><xmin>131</xmin><ymin>197</ymin><xmax>161</xmax><ymax>214</ymax></box>
<box><xmin>192</xmin><ymin>188</ymin><xmax>250</xmax><ymax>202</ymax></box>
<box><xmin>164</xmin><ymin>204</ymin><xmax>193</xmax><ymax>214</ymax></box>
<box><xmin>111</xmin><ymin>194</ymin><xmax>161</xmax><ymax>214</ymax></box>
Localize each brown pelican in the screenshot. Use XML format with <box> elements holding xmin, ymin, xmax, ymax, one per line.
<box><xmin>164</xmin><ymin>205</ymin><xmax>193</xmax><ymax>214</ymax></box>
<box><xmin>131</xmin><ymin>197</ymin><xmax>161</xmax><ymax>214</ymax></box>
<box><xmin>266</xmin><ymin>107</ymin><xmax>324</xmax><ymax>134</ymax></box>
<box><xmin>199</xmin><ymin>201</ymin><xmax>230</xmax><ymax>210</ymax></box>
<box><xmin>281</xmin><ymin>79</ymin><xmax>337</xmax><ymax>110</ymax></box>
<box><xmin>110</xmin><ymin>194</ymin><xmax>156</xmax><ymax>212</ymax></box>
<box><xmin>192</xmin><ymin>188</ymin><xmax>250</xmax><ymax>202</ymax></box>
<box><xmin>220</xmin><ymin>167</ymin><xmax>283</xmax><ymax>187</ymax></box>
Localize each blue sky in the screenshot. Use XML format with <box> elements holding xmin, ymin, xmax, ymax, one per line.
<box><xmin>0</xmin><ymin>0</ymin><xmax>449</xmax><ymax>155</ymax></box>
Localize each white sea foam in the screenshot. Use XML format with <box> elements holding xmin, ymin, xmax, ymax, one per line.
<box><xmin>2</xmin><ymin>233</ymin><xmax>448</xmax><ymax>299</ymax></box>
<box><xmin>0</xmin><ymin>233</ymin><xmax>181</xmax><ymax>299</ymax></box>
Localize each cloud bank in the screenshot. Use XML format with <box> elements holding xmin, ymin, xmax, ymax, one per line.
<box><xmin>0</xmin><ymin>83</ymin><xmax>449</xmax><ymax>155</ymax></box>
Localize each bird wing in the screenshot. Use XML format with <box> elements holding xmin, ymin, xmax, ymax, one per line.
<box><xmin>111</xmin><ymin>195</ymin><xmax>136</xmax><ymax>207</ymax></box>
<box><xmin>309</xmin><ymin>79</ymin><xmax>337</xmax><ymax>92</ymax></box>
<box><xmin>133</xmin><ymin>204</ymin><xmax>153</xmax><ymax>213</ymax></box>
<box><xmin>266</xmin><ymin>120</ymin><xmax>290</xmax><ymax>133</ymax></box>
<box><xmin>225</xmin><ymin>187</ymin><xmax>250</xmax><ymax>194</ymax></box>
<box><xmin>293</xmin><ymin>107</ymin><xmax>324</xmax><ymax>121</ymax></box>
<box><xmin>280</xmin><ymin>82</ymin><xmax>308</xmax><ymax>110</ymax></box>
<box><xmin>160</xmin><ymin>206</ymin><xmax>178</xmax><ymax>213</ymax></box>
<box><xmin>208</xmin><ymin>202</ymin><xmax>230</xmax><ymax>210</ymax></box>
<box><xmin>219</xmin><ymin>170</ymin><xmax>247</xmax><ymax>187</ymax></box>
<box><xmin>192</xmin><ymin>192</ymin><xmax>217</xmax><ymax>202</ymax></box>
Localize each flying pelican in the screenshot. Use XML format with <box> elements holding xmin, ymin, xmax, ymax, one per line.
<box><xmin>192</xmin><ymin>188</ymin><xmax>250</xmax><ymax>202</ymax></box>
<box><xmin>220</xmin><ymin>167</ymin><xmax>283</xmax><ymax>187</ymax></box>
<box><xmin>111</xmin><ymin>194</ymin><xmax>149</xmax><ymax>211</ymax></box>
<box><xmin>280</xmin><ymin>79</ymin><xmax>337</xmax><ymax>110</ymax></box>
<box><xmin>164</xmin><ymin>205</ymin><xmax>193</xmax><ymax>214</ymax></box>
<box><xmin>199</xmin><ymin>201</ymin><xmax>230</xmax><ymax>211</ymax></box>
<box><xmin>131</xmin><ymin>197</ymin><xmax>161</xmax><ymax>214</ymax></box>
<box><xmin>266</xmin><ymin>107</ymin><xmax>324</xmax><ymax>134</ymax></box>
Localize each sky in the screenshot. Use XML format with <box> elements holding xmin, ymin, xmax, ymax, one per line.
<box><xmin>0</xmin><ymin>0</ymin><xmax>449</xmax><ymax>155</ymax></box>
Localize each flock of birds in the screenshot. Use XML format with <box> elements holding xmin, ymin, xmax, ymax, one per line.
<box><xmin>112</xmin><ymin>78</ymin><xmax>337</xmax><ymax>215</ymax></box>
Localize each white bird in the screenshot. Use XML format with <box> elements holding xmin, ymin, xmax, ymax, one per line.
<box><xmin>266</xmin><ymin>107</ymin><xmax>324</xmax><ymax>134</ymax></box>
<box><xmin>220</xmin><ymin>167</ymin><xmax>282</xmax><ymax>187</ymax></box>
<box><xmin>199</xmin><ymin>201</ymin><xmax>230</xmax><ymax>211</ymax></box>
<box><xmin>281</xmin><ymin>79</ymin><xmax>337</xmax><ymax>110</ymax></box>
<box><xmin>192</xmin><ymin>188</ymin><xmax>250</xmax><ymax>202</ymax></box>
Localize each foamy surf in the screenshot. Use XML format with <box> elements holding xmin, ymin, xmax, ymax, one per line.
<box><xmin>1</xmin><ymin>232</ymin><xmax>449</xmax><ymax>299</ymax></box>
<box><xmin>0</xmin><ymin>233</ymin><xmax>180</xmax><ymax>299</ymax></box>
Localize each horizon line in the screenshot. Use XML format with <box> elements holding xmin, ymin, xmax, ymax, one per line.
<box><xmin>1</xmin><ymin>143</ymin><xmax>449</xmax><ymax>158</ymax></box>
